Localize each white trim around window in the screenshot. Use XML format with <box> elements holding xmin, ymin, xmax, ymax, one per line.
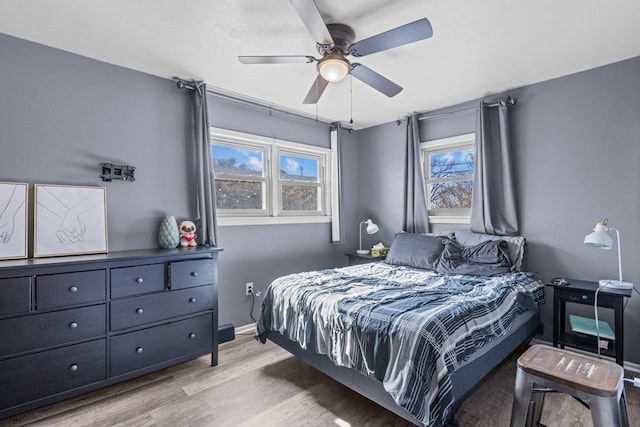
<box><xmin>420</xmin><ymin>133</ymin><xmax>475</xmax><ymax>226</ymax></box>
<box><xmin>210</xmin><ymin>127</ymin><xmax>333</xmax><ymax>227</ymax></box>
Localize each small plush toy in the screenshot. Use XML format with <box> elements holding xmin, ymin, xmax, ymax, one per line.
<box><xmin>179</xmin><ymin>220</ymin><xmax>197</xmax><ymax>247</ymax></box>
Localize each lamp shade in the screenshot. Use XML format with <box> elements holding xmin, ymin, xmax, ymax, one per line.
<box><xmin>584</xmin><ymin>222</ymin><xmax>613</xmax><ymax>249</ymax></box>
<box><xmin>365</xmin><ymin>219</ymin><xmax>379</xmax><ymax>234</ymax></box>
<box><xmin>318</xmin><ymin>57</ymin><xmax>349</xmax><ymax>82</ymax></box>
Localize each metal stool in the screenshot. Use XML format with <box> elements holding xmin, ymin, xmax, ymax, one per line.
<box><xmin>510</xmin><ymin>344</ymin><xmax>630</xmax><ymax>427</ymax></box>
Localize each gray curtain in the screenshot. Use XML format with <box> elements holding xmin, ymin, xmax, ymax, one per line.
<box><xmin>404</xmin><ymin>113</ymin><xmax>429</xmax><ymax>233</ymax></box>
<box><xmin>192</xmin><ymin>81</ymin><xmax>218</xmax><ymax>246</ymax></box>
<box><xmin>331</xmin><ymin>123</ymin><xmax>344</xmax><ymax>243</ymax></box>
<box><xmin>470</xmin><ymin>101</ymin><xmax>518</xmax><ymax>235</ymax></box>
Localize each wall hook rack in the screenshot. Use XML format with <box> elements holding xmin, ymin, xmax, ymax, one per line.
<box><xmin>100</xmin><ymin>163</ymin><xmax>136</xmax><ymax>182</ymax></box>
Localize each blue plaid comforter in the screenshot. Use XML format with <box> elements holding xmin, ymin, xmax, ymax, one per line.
<box><xmin>256</xmin><ymin>262</ymin><xmax>544</xmax><ymax>426</ymax></box>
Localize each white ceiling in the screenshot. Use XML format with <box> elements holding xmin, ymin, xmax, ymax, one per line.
<box><xmin>1</xmin><ymin>0</ymin><xmax>639</xmax><ymax>129</ymax></box>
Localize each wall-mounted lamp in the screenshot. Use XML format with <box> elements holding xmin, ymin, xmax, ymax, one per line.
<box><xmin>584</xmin><ymin>219</ymin><xmax>633</xmax><ymax>289</ymax></box>
<box><xmin>357</xmin><ymin>218</ymin><xmax>379</xmax><ymax>255</ymax></box>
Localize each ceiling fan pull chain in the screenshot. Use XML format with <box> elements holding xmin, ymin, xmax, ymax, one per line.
<box><xmin>350</xmin><ymin>74</ymin><xmax>354</xmax><ymax>125</ymax></box>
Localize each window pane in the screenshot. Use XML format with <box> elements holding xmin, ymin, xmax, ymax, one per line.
<box><xmin>279</xmin><ymin>154</ymin><xmax>318</xmax><ymax>182</ymax></box>
<box><xmin>428</xmin><ymin>181</ymin><xmax>473</xmax><ymax>209</ymax></box>
<box><xmin>429</xmin><ymin>149</ymin><xmax>474</xmax><ymax>179</ymax></box>
<box><xmin>215</xmin><ymin>180</ymin><xmax>264</xmax><ymax>210</ymax></box>
<box><xmin>281</xmin><ymin>185</ymin><xmax>318</xmax><ymax>211</ymax></box>
<box><xmin>212</xmin><ymin>145</ymin><xmax>263</xmax><ymax>177</ymax></box>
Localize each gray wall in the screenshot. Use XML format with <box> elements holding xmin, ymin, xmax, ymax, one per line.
<box><xmin>356</xmin><ymin>56</ymin><xmax>640</xmax><ymax>365</ymax></box>
<box><xmin>0</xmin><ymin>33</ymin><xmax>193</xmax><ymax>251</ymax></box>
<box><xmin>3</xmin><ymin>31</ymin><xmax>639</xmax><ymax>364</ymax></box>
<box><xmin>0</xmin><ymin>33</ymin><xmax>360</xmax><ymax>330</ymax></box>
<box><xmin>208</xmin><ymin>96</ymin><xmax>360</xmax><ymax>326</ymax></box>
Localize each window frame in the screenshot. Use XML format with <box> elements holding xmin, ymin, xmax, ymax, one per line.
<box><xmin>210</xmin><ymin>127</ymin><xmax>332</xmax><ymax>226</ymax></box>
<box><xmin>420</xmin><ymin>133</ymin><xmax>475</xmax><ymax>225</ymax></box>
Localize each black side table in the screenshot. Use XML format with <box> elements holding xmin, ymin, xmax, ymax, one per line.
<box><xmin>546</xmin><ymin>279</ymin><xmax>632</xmax><ymax>365</ymax></box>
<box><xmin>346</xmin><ymin>252</ymin><xmax>387</xmax><ymax>266</ymax></box>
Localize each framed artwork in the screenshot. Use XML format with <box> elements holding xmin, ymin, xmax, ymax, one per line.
<box><xmin>34</xmin><ymin>184</ymin><xmax>108</xmax><ymax>258</ymax></box>
<box><xmin>0</xmin><ymin>182</ymin><xmax>28</xmax><ymax>260</ymax></box>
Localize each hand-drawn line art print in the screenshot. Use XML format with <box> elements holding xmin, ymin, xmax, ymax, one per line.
<box><xmin>34</xmin><ymin>184</ymin><xmax>108</xmax><ymax>257</ymax></box>
<box><xmin>0</xmin><ymin>182</ymin><xmax>28</xmax><ymax>260</ymax></box>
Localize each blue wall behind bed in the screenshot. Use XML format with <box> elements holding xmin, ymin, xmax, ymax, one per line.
<box><xmin>356</xmin><ymin>56</ymin><xmax>640</xmax><ymax>367</ymax></box>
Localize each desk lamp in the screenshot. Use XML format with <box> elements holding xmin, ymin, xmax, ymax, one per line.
<box><xmin>584</xmin><ymin>219</ymin><xmax>633</xmax><ymax>289</ymax></box>
<box><xmin>357</xmin><ymin>219</ymin><xmax>379</xmax><ymax>255</ymax></box>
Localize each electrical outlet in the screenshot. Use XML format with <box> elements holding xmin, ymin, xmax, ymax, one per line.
<box><xmin>245</xmin><ymin>282</ymin><xmax>254</xmax><ymax>296</ymax></box>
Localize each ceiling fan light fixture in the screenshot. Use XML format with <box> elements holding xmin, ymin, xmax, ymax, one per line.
<box><xmin>318</xmin><ymin>56</ymin><xmax>350</xmax><ymax>82</ymax></box>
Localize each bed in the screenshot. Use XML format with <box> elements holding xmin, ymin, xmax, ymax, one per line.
<box><xmin>256</xmin><ymin>231</ymin><xmax>545</xmax><ymax>426</ymax></box>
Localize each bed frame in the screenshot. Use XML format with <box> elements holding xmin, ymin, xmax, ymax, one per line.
<box><xmin>265</xmin><ymin>310</ymin><xmax>541</xmax><ymax>427</ymax></box>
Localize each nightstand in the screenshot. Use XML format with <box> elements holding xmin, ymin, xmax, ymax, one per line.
<box><xmin>546</xmin><ymin>279</ymin><xmax>631</xmax><ymax>365</ymax></box>
<box><xmin>346</xmin><ymin>252</ymin><xmax>387</xmax><ymax>266</ymax></box>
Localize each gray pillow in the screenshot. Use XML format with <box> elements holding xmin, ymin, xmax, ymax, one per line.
<box><xmin>385</xmin><ymin>232</ymin><xmax>446</xmax><ymax>270</ymax></box>
<box><xmin>454</xmin><ymin>230</ymin><xmax>525</xmax><ymax>272</ymax></box>
<box><xmin>436</xmin><ymin>239</ymin><xmax>512</xmax><ymax>276</ymax></box>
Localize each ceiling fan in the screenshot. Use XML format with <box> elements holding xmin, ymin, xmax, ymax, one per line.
<box><xmin>238</xmin><ymin>0</ymin><xmax>433</xmax><ymax>104</ymax></box>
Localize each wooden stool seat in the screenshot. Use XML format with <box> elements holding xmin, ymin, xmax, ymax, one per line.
<box><xmin>510</xmin><ymin>344</ymin><xmax>630</xmax><ymax>427</ymax></box>
<box><xmin>517</xmin><ymin>344</ymin><xmax>622</xmax><ymax>398</ymax></box>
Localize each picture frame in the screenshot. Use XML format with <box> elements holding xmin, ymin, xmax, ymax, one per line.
<box><xmin>0</xmin><ymin>182</ymin><xmax>28</xmax><ymax>260</ymax></box>
<box><xmin>34</xmin><ymin>184</ymin><xmax>108</xmax><ymax>258</ymax></box>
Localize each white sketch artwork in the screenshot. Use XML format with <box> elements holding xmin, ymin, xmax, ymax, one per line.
<box><xmin>35</xmin><ymin>185</ymin><xmax>108</xmax><ymax>257</ymax></box>
<box><xmin>0</xmin><ymin>182</ymin><xmax>28</xmax><ymax>259</ymax></box>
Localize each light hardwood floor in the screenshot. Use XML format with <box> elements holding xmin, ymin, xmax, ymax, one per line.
<box><xmin>4</xmin><ymin>335</ymin><xmax>639</xmax><ymax>427</ymax></box>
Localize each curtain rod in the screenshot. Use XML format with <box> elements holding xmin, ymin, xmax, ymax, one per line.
<box><xmin>395</xmin><ymin>95</ymin><xmax>518</xmax><ymax>125</ymax></box>
<box><xmin>174</xmin><ymin>79</ymin><xmax>341</xmax><ymax>129</ymax></box>
<box><xmin>418</xmin><ymin>96</ymin><xmax>517</xmax><ymax>122</ymax></box>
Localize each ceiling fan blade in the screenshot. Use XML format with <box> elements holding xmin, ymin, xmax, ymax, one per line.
<box><xmin>289</xmin><ymin>0</ymin><xmax>334</xmax><ymax>46</ymax></box>
<box><xmin>349</xmin><ymin>18</ymin><xmax>433</xmax><ymax>57</ymax></box>
<box><xmin>238</xmin><ymin>55</ymin><xmax>315</xmax><ymax>64</ymax></box>
<box><xmin>350</xmin><ymin>63</ymin><xmax>402</xmax><ymax>97</ymax></box>
<box><xmin>303</xmin><ymin>75</ymin><xmax>330</xmax><ymax>104</ymax></box>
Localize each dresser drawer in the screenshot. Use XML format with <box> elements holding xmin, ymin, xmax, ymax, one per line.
<box><xmin>0</xmin><ymin>277</ymin><xmax>31</xmax><ymax>316</ymax></box>
<box><xmin>110</xmin><ymin>285</ymin><xmax>213</xmax><ymax>331</ymax></box>
<box><xmin>0</xmin><ymin>304</ymin><xmax>106</xmax><ymax>357</ymax></box>
<box><xmin>169</xmin><ymin>259</ymin><xmax>216</xmax><ymax>290</ymax></box>
<box><xmin>36</xmin><ymin>270</ymin><xmax>106</xmax><ymax>309</ymax></box>
<box><xmin>110</xmin><ymin>314</ymin><xmax>212</xmax><ymax>376</ymax></box>
<box><xmin>0</xmin><ymin>340</ymin><xmax>106</xmax><ymax>410</ymax></box>
<box><xmin>111</xmin><ymin>264</ymin><xmax>165</xmax><ymax>298</ymax></box>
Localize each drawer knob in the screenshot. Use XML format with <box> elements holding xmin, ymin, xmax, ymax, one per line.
<box><xmin>136</xmin><ymin>277</ymin><xmax>144</xmax><ymax>284</ymax></box>
<box><xmin>136</xmin><ymin>308</ymin><xmax>144</xmax><ymax>314</ymax></box>
<box><xmin>69</xmin><ymin>322</ymin><xmax>78</xmax><ymax>329</ymax></box>
<box><xmin>136</xmin><ymin>347</ymin><xmax>143</xmax><ymax>354</ymax></box>
<box><xmin>69</xmin><ymin>364</ymin><xmax>78</xmax><ymax>372</ymax></box>
<box><xmin>189</xmin><ymin>333</ymin><xmax>196</xmax><ymax>339</ymax></box>
<box><xmin>189</xmin><ymin>297</ymin><xmax>196</xmax><ymax>303</ymax></box>
<box><xmin>191</xmin><ymin>271</ymin><xmax>198</xmax><ymax>277</ymax></box>
<box><xmin>582</xmin><ymin>295</ymin><xmax>588</xmax><ymax>300</ymax></box>
<box><xmin>69</xmin><ymin>286</ymin><xmax>78</xmax><ymax>293</ymax></box>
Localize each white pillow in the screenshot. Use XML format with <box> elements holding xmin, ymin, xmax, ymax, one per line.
<box><xmin>453</xmin><ymin>230</ymin><xmax>525</xmax><ymax>272</ymax></box>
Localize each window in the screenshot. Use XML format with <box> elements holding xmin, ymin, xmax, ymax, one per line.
<box><xmin>278</xmin><ymin>150</ymin><xmax>323</xmax><ymax>214</ymax></box>
<box><xmin>421</xmin><ymin>133</ymin><xmax>475</xmax><ymax>224</ymax></box>
<box><xmin>212</xmin><ymin>143</ymin><xmax>268</xmax><ymax>214</ymax></box>
<box><xmin>210</xmin><ymin>128</ymin><xmax>332</xmax><ymax>225</ymax></box>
